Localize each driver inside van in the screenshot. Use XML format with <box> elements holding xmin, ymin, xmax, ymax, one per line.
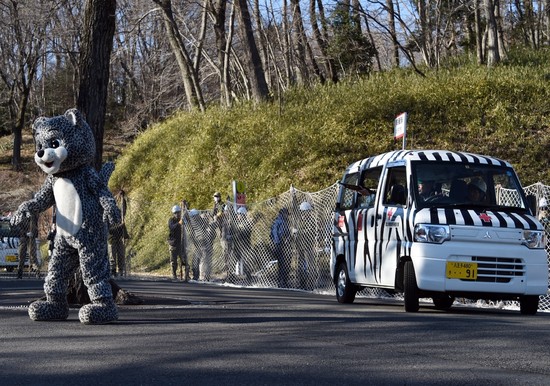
<box><xmin>418</xmin><ymin>179</ymin><xmax>434</xmax><ymax>200</ymax></box>
<box><xmin>467</xmin><ymin>178</ymin><xmax>487</xmax><ymax>203</ymax></box>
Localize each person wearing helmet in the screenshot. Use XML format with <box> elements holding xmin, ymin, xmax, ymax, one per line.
<box><xmin>539</xmin><ymin>197</ymin><xmax>549</xmax><ymax>226</ymax></box>
<box><xmin>297</xmin><ymin>202</ymin><xmax>315</xmax><ymax>290</ymax></box>
<box><xmin>167</xmin><ymin>204</ymin><xmax>185</xmax><ymax>280</ymax></box>
<box><xmin>467</xmin><ymin>178</ymin><xmax>487</xmax><ymax>203</ymax></box>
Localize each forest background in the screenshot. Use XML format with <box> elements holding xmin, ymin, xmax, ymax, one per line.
<box><xmin>0</xmin><ymin>0</ymin><xmax>549</xmax><ymax>273</ymax></box>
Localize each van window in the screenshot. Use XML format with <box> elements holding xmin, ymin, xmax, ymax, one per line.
<box><xmin>340</xmin><ymin>172</ymin><xmax>359</xmax><ymax>210</ymax></box>
<box><xmin>383</xmin><ymin>167</ymin><xmax>407</xmax><ymax>206</ymax></box>
<box><xmin>357</xmin><ymin>167</ymin><xmax>382</xmax><ymax>208</ymax></box>
<box><xmin>413</xmin><ymin>162</ymin><xmax>528</xmax><ymax>210</ymax></box>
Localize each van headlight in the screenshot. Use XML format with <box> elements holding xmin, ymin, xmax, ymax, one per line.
<box><xmin>414</xmin><ymin>224</ymin><xmax>451</xmax><ymax>244</ymax></box>
<box><xmin>522</xmin><ymin>230</ymin><xmax>545</xmax><ymax>249</ymax></box>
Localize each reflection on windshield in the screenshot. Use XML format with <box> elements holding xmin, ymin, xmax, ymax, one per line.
<box><xmin>413</xmin><ymin>162</ymin><xmax>526</xmax><ymax>210</ymax></box>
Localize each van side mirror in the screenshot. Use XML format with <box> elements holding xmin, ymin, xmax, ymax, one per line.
<box><xmin>526</xmin><ymin>194</ymin><xmax>537</xmax><ymax>215</ymax></box>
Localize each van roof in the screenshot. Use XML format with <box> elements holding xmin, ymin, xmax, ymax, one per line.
<box><xmin>347</xmin><ymin>150</ymin><xmax>511</xmax><ymax>172</ymax></box>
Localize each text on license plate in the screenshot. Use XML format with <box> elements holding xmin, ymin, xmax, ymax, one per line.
<box><xmin>5</xmin><ymin>255</ymin><xmax>18</xmax><ymax>262</ymax></box>
<box><xmin>446</xmin><ymin>261</ymin><xmax>477</xmax><ymax>280</ymax></box>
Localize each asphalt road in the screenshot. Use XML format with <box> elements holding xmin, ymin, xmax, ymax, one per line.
<box><xmin>1</xmin><ymin>276</ymin><xmax>549</xmax><ymax>386</ymax></box>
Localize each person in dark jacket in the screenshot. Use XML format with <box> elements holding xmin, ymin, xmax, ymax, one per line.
<box><xmin>17</xmin><ymin>208</ymin><xmax>39</xmax><ymax>279</ymax></box>
<box><xmin>168</xmin><ymin>204</ymin><xmax>185</xmax><ymax>280</ymax></box>
<box><xmin>271</xmin><ymin>208</ymin><xmax>291</xmax><ymax>288</ymax></box>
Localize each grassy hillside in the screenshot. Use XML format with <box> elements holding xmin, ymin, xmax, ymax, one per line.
<box><xmin>111</xmin><ymin>49</ymin><xmax>550</xmax><ymax>272</ymax></box>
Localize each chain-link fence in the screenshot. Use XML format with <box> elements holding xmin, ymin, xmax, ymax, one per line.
<box><xmin>3</xmin><ymin>182</ymin><xmax>550</xmax><ymax>311</ymax></box>
<box><xmin>177</xmin><ymin>185</ymin><xmax>338</xmax><ymax>291</ymax></box>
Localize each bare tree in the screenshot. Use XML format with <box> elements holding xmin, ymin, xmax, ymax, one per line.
<box><xmin>207</xmin><ymin>0</ymin><xmax>233</xmax><ymax>107</ymax></box>
<box><xmin>234</xmin><ymin>0</ymin><xmax>269</xmax><ymax>102</ymax></box>
<box><xmin>309</xmin><ymin>0</ymin><xmax>338</xmax><ymax>82</ymax></box>
<box><xmin>152</xmin><ymin>0</ymin><xmax>205</xmax><ymax>112</ymax></box>
<box><xmin>289</xmin><ymin>0</ymin><xmax>310</xmax><ymax>85</ymax></box>
<box><xmin>484</xmin><ymin>0</ymin><xmax>501</xmax><ymax>66</ymax></box>
<box><xmin>0</xmin><ymin>1</ymin><xmax>50</xmax><ymax>170</ymax></box>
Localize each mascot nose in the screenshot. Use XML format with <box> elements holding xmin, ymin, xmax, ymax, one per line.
<box><xmin>37</xmin><ymin>149</ymin><xmax>44</xmax><ymax>158</ymax></box>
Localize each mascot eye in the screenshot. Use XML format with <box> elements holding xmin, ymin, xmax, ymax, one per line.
<box><xmin>50</xmin><ymin>139</ymin><xmax>60</xmax><ymax>149</ymax></box>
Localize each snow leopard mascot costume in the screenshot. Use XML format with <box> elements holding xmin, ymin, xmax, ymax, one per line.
<box><xmin>10</xmin><ymin>108</ymin><xmax>121</xmax><ymax>324</ymax></box>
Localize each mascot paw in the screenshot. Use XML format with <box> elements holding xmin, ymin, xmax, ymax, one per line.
<box><xmin>78</xmin><ymin>299</ymin><xmax>118</xmax><ymax>325</ymax></box>
<box><xmin>28</xmin><ymin>299</ymin><xmax>69</xmax><ymax>321</ymax></box>
<box><xmin>10</xmin><ymin>208</ymin><xmax>29</xmax><ymax>230</ymax></box>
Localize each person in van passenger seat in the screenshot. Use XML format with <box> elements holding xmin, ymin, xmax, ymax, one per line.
<box><xmin>418</xmin><ymin>179</ymin><xmax>435</xmax><ymax>200</ymax></box>
<box><xmin>467</xmin><ymin>178</ymin><xmax>487</xmax><ymax>203</ymax></box>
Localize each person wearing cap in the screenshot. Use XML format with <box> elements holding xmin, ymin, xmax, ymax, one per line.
<box><xmin>167</xmin><ymin>204</ymin><xmax>186</xmax><ymax>280</ymax></box>
<box><xmin>212</xmin><ymin>191</ymin><xmax>224</xmax><ymax>216</ymax></box>
<box><xmin>467</xmin><ymin>178</ymin><xmax>487</xmax><ymax>203</ymax></box>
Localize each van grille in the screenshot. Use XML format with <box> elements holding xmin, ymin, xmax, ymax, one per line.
<box><xmin>463</xmin><ymin>257</ymin><xmax>525</xmax><ymax>283</ymax></box>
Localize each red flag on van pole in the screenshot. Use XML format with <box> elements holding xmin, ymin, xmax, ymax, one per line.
<box><xmin>394</xmin><ymin>112</ymin><xmax>407</xmax><ymax>150</ymax></box>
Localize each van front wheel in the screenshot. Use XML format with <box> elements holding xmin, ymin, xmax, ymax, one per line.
<box><xmin>404</xmin><ymin>261</ymin><xmax>419</xmax><ymax>312</ymax></box>
<box><xmin>519</xmin><ymin>295</ymin><xmax>539</xmax><ymax>315</ymax></box>
<box><xmin>335</xmin><ymin>262</ymin><xmax>357</xmax><ymax>304</ymax></box>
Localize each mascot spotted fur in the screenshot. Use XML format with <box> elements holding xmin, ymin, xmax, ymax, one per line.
<box><xmin>10</xmin><ymin>109</ymin><xmax>121</xmax><ymax>324</ymax></box>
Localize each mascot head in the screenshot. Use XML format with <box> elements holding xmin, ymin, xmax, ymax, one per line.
<box><xmin>32</xmin><ymin>109</ymin><xmax>95</xmax><ymax>175</ymax></box>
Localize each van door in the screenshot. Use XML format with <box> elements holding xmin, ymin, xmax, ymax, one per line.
<box><xmin>371</xmin><ymin>165</ymin><xmax>408</xmax><ymax>287</ymax></box>
<box><xmin>334</xmin><ymin>171</ymin><xmax>360</xmax><ymax>281</ymax></box>
<box><xmin>354</xmin><ymin>167</ymin><xmax>382</xmax><ymax>285</ymax></box>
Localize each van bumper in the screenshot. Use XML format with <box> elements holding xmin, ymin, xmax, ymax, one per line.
<box><xmin>411</xmin><ymin>243</ymin><xmax>549</xmax><ymax>296</ymax></box>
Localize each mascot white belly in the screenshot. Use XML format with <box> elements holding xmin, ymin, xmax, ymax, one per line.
<box><xmin>53</xmin><ymin>177</ymin><xmax>82</xmax><ymax>237</ymax></box>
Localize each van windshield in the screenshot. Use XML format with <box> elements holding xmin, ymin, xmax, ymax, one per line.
<box><xmin>413</xmin><ymin>162</ymin><xmax>528</xmax><ymax>211</ymax></box>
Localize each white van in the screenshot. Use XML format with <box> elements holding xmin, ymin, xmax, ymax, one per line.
<box><xmin>0</xmin><ymin>217</ymin><xmax>42</xmax><ymax>272</ymax></box>
<box><xmin>331</xmin><ymin>150</ymin><xmax>548</xmax><ymax>314</ymax></box>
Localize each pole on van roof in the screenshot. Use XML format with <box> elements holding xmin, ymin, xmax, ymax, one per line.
<box><xmin>394</xmin><ymin>112</ymin><xmax>407</xmax><ymax>150</ymax></box>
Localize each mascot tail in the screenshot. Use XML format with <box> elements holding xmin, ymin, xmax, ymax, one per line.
<box><xmin>99</xmin><ymin>161</ymin><xmax>115</xmax><ymax>186</ymax></box>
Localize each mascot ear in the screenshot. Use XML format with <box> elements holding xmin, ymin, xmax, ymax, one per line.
<box><xmin>65</xmin><ymin>108</ymin><xmax>83</xmax><ymax>126</ymax></box>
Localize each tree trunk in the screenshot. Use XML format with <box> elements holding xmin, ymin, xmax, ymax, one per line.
<box><xmin>253</xmin><ymin>0</ymin><xmax>270</xmax><ymax>89</ymax></box>
<box><xmin>495</xmin><ymin>0</ymin><xmax>507</xmax><ymax>60</ymax></box>
<box><xmin>484</xmin><ymin>0</ymin><xmax>500</xmax><ymax>66</ymax></box>
<box><xmin>153</xmin><ymin>0</ymin><xmax>205</xmax><ymax>112</ymax></box>
<box><xmin>234</xmin><ymin>0</ymin><xmax>269</xmax><ymax>102</ymax></box>
<box><xmin>289</xmin><ymin>0</ymin><xmax>309</xmax><ymax>85</ymax></box>
<box><xmin>386</xmin><ymin>0</ymin><xmax>400</xmax><ymax>67</ymax></box>
<box><xmin>208</xmin><ymin>0</ymin><xmax>231</xmax><ymax>107</ymax></box>
<box><xmin>76</xmin><ymin>0</ymin><xmax>117</xmax><ymax>171</ymax></box>
<box><xmin>309</xmin><ymin>0</ymin><xmax>337</xmax><ymax>82</ymax></box>
<box><xmin>474</xmin><ymin>0</ymin><xmax>484</xmax><ymax>64</ymax></box>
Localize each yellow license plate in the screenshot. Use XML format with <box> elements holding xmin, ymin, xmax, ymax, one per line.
<box><xmin>446</xmin><ymin>261</ymin><xmax>477</xmax><ymax>280</ymax></box>
<box><xmin>5</xmin><ymin>255</ymin><xmax>18</xmax><ymax>262</ymax></box>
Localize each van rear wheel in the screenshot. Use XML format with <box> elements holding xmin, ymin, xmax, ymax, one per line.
<box><xmin>404</xmin><ymin>261</ymin><xmax>419</xmax><ymax>312</ymax></box>
<box><xmin>519</xmin><ymin>295</ymin><xmax>539</xmax><ymax>315</ymax></box>
<box><xmin>335</xmin><ymin>262</ymin><xmax>357</xmax><ymax>304</ymax></box>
